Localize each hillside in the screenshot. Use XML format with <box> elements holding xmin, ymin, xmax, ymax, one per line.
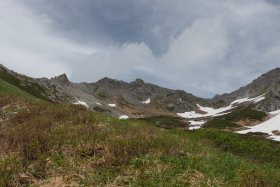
<box><xmin>1</xmin><ymin>64</ymin><xmax>280</xmax><ymax>142</ymax></box>
<box><xmin>0</xmin><ymin>89</ymin><xmax>280</xmax><ymax>186</ymax></box>
<box><xmin>212</xmin><ymin>68</ymin><xmax>280</xmax><ymax>112</ymax></box>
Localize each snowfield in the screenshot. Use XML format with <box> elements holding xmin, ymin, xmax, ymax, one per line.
<box><xmin>73</xmin><ymin>101</ymin><xmax>89</xmax><ymax>108</ymax></box>
<box><xmin>108</xmin><ymin>104</ymin><xmax>116</xmax><ymax>107</ymax></box>
<box><xmin>119</xmin><ymin>115</ymin><xmax>129</xmax><ymax>120</ymax></box>
<box><xmin>237</xmin><ymin>110</ymin><xmax>280</xmax><ymax>142</ymax></box>
<box><xmin>177</xmin><ymin>94</ymin><xmax>266</xmax><ymax>119</ymax></box>
<box><xmin>141</xmin><ymin>98</ymin><xmax>151</xmax><ymax>104</ymax></box>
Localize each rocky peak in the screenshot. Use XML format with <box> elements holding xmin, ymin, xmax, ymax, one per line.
<box><xmin>97</xmin><ymin>77</ymin><xmax>114</xmax><ymax>84</ymax></box>
<box><xmin>96</xmin><ymin>77</ymin><xmax>129</xmax><ymax>88</ymax></box>
<box><xmin>130</xmin><ymin>79</ymin><xmax>145</xmax><ymax>87</ymax></box>
<box><xmin>51</xmin><ymin>73</ymin><xmax>70</xmax><ymax>86</ymax></box>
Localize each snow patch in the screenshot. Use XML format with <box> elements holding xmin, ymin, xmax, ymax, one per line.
<box><xmin>96</xmin><ymin>102</ymin><xmax>102</xmax><ymax>106</ymax></box>
<box><xmin>188</xmin><ymin>120</ymin><xmax>206</xmax><ymax>130</ymax></box>
<box><xmin>177</xmin><ymin>104</ymin><xmax>233</xmax><ymax>119</ymax></box>
<box><xmin>237</xmin><ymin>113</ymin><xmax>280</xmax><ymax>142</ymax></box>
<box><xmin>108</xmin><ymin>104</ymin><xmax>116</xmax><ymax>107</ymax></box>
<box><xmin>269</xmin><ymin>109</ymin><xmax>280</xmax><ymax>115</ymax></box>
<box><xmin>141</xmin><ymin>98</ymin><xmax>151</xmax><ymax>104</ymax></box>
<box><xmin>189</xmin><ymin>126</ymin><xmax>201</xmax><ymax>130</ymax></box>
<box><xmin>269</xmin><ymin>135</ymin><xmax>280</xmax><ymax>142</ymax></box>
<box><xmin>231</xmin><ymin>93</ymin><xmax>266</xmax><ymax>105</ymax></box>
<box><xmin>119</xmin><ymin>115</ymin><xmax>129</xmax><ymax>120</ymax></box>
<box><xmin>189</xmin><ymin>120</ymin><xmax>206</xmax><ymax>126</ymax></box>
<box><xmin>73</xmin><ymin>101</ymin><xmax>89</xmax><ymax>108</ymax></box>
<box><xmin>177</xmin><ymin>94</ymin><xmax>266</xmax><ymax>119</ymax></box>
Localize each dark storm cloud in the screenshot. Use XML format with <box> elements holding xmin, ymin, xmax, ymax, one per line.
<box><xmin>22</xmin><ymin>0</ymin><xmax>200</xmax><ymax>55</ymax></box>
<box><xmin>1</xmin><ymin>0</ymin><xmax>280</xmax><ymax>97</ymax></box>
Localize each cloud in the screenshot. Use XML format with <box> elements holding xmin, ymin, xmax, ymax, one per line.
<box><xmin>1</xmin><ymin>0</ymin><xmax>280</xmax><ymax>97</ymax></box>
<box><xmin>0</xmin><ymin>0</ymin><xmax>94</xmax><ymax>78</ymax></box>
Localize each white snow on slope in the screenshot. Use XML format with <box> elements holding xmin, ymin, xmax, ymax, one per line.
<box><xmin>73</xmin><ymin>101</ymin><xmax>89</xmax><ymax>108</ymax></box>
<box><xmin>188</xmin><ymin>120</ymin><xmax>206</xmax><ymax>130</ymax></box>
<box><xmin>189</xmin><ymin>120</ymin><xmax>206</xmax><ymax>126</ymax></box>
<box><xmin>141</xmin><ymin>98</ymin><xmax>151</xmax><ymax>104</ymax></box>
<box><xmin>119</xmin><ymin>115</ymin><xmax>129</xmax><ymax>120</ymax></box>
<box><xmin>96</xmin><ymin>102</ymin><xmax>102</xmax><ymax>106</ymax></box>
<box><xmin>231</xmin><ymin>93</ymin><xmax>266</xmax><ymax>105</ymax></box>
<box><xmin>108</xmin><ymin>104</ymin><xmax>116</xmax><ymax>107</ymax></box>
<box><xmin>177</xmin><ymin>94</ymin><xmax>266</xmax><ymax>119</ymax></box>
<box><xmin>177</xmin><ymin>104</ymin><xmax>233</xmax><ymax>119</ymax></box>
<box><xmin>270</xmin><ymin>109</ymin><xmax>280</xmax><ymax>115</ymax></box>
<box><xmin>237</xmin><ymin>112</ymin><xmax>280</xmax><ymax>142</ymax></box>
<box><xmin>189</xmin><ymin>126</ymin><xmax>201</xmax><ymax>130</ymax></box>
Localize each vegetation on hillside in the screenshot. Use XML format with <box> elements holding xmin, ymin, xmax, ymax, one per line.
<box><xmin>0</xmin><ymin>91</ymin><xmax>279</xmax><ymax>187</ymax></box>
<box><xmin>204</xmin><ymin>107</ymin><xmax>267</xmax><ymax>129</ymax></box>
<box><xmin>0</xmin><ymin>79</ymin><xmax>34</xmax><ymax>98</ymax></box>
<box><xmin>0</xmin><ymin>68</ymin><xmax>50</xmax><ymax>101</ymax></box>
<box><xmin>138</xmin><ymin>115</ymin><xmax>187</xmax><ymax>129</ymax></box>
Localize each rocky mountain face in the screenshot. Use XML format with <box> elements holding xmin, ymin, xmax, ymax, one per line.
<box><xmin>212</xmin><ymin>68</ymin><xmax>280</xmax><ymax>112</ymax></box>
<box><xmin>1</xmin><ymin>64</ymin><xmax>280</xmax><ymax>117</ymax></box>
<box><xmin>88</xmin><ymin>77</ymin><xmax>207</xmax><ymax>115</ymax></box>
<box><xmin>38</xmin><ymin>74</ymin><xmax>207</xmax><ymax>117</ymax></box>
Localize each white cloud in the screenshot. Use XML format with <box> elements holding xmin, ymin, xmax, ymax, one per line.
<box><xmin>0</xmin><ymin>0</ymin><xmax>94</xmax><ymax>78</ymax></box>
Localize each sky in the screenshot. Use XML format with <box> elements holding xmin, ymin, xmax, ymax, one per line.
<box><xmin>0</xmin><ymin>0</ymin><xmax>280</xmax><ymax>98</ymax></box>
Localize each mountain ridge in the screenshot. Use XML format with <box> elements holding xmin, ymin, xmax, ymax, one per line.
<box><xmin>1</xmin><ymin>64</ymin><xmax>280</xmax><ymax>117</ymax></box>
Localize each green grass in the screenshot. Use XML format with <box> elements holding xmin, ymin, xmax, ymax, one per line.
<box><xmin>204</xmin><ymin>118</ymin><xmax>241</xmax><ymax>129</ymax></box>
<box><xmin>0</xmin><ymin>68</ymin><xmax>50</xmax><ymax>101</ymax></box>
<box><xmin>0</xmin><ymin>79</ymin><xmax>35</xmax><ymax>98</ymax></box>
<box><xmin>204</xmin><ymin>107</ymin><xmax>267</xmax><ymax>129</ymax></box>
<box><xmin>221</xmin><ymin>107</ymin><xmax>267</xmax><ymax>121</ymax></box>
<box><xmin>0</xmin><ymin>92</ymin><xmax>280</xmax><ymax>186</ymax></box>
<box><xmin>138</xmin><ymin>115</ymin><xmax>187</xmax><ymax>128</ymax></box>
<box><xmin>186</xmin><ymin>129</ymin><xmax>280</xmax><ymax>167</ymax></box>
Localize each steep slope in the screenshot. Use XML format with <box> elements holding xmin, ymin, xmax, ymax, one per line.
<box><xmin>0</xmin><ymin>65</ymin><xmax>51</xmax><ymax>101</ymax></box>
<box><xmin>212</xmin><ymin>68</ymin><xmax>280</xmax><ymax>112</ymax></box>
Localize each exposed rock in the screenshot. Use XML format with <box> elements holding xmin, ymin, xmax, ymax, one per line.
<box><xmin>50</xmin><ymin>73</ymin><xmax>70</xmax><ymax>86</ymax></box>
<box><xmin>212</xmin><ymin>68</ymin><xmax>280</xmax><ymax>112</ymax></box>
<box><xmin>1</xmin><ymin>63</ymin><xmax>280</xmax><ymax>117</ymax></box>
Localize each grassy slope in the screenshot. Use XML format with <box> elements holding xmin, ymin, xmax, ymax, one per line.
<box><xmin>204</xmin><ymin>107</ymin><xmax>267</xmax><ymax>129</ymax></box>
<box><xmin>0</xmin><ymin>93</ymin><xmax>279</xmax><ymax>186</ymax></box>
<box><xmin>0</xmin><ymin>79</ymin><xmax>35</xmax><ymax>98</ymax></box>
<box><xmin>138</xmin><ymin>115</ymin><xmax>187</xmax><ymax>129</ymax></box>
<box><xmin>0</xmin><ymin>68</ymin><xmax>50</xmax><ymax>101</ymax></box>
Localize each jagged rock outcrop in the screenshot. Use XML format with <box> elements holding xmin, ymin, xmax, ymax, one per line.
<box><xmin>1</xmin><ymin>63</ymin><xmax>280</xmax><ymax>117</ymax></box>
<box><xmin>50</xmin><ymin>74</ymin><xmax>70</xmax><ymax>86</ymax></box>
